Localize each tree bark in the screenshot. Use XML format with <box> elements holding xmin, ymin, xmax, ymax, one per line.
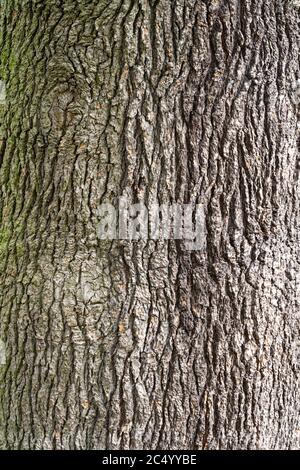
<box><xmin>0</xmin><ymin>0</ymin><xmax>299</xmax><ymax>450</ymax></box>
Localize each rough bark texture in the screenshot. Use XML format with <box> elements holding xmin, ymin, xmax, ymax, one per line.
<box><xmin>0</xmin><ymin>0</ymin><xmax>299</xmax><ymax>450</ymax></box>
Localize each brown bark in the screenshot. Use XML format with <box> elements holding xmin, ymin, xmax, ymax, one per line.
<box><xmin>0</xmin><ymin>0</ymin><xmax>299</xmax><ymax>450</ymax></box>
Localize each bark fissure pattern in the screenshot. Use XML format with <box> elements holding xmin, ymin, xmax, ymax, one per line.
<box><xmin>0</xmin><ymin>0</ymin><xmax>299</xmax><ymax>450</ymax></box>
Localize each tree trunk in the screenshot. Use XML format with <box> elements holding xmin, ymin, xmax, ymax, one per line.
<box><xmin>0</xmin><ymin>0</ymin><xmax>299</xmax><ymax>450</ymax></box>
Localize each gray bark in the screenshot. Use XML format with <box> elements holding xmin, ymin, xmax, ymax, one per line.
<box><xmin>0</xmin><ymin>0</ymin><xmax>299</xmax><ymax>450</ymax></box>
